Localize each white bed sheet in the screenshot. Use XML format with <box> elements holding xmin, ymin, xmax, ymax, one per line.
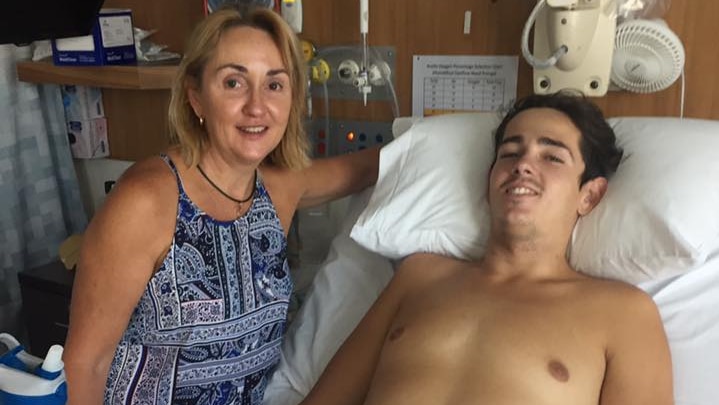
<box><xmin>264</xmin><ymin>189</ymin><xmax>392</xmax><ymax>404</ymax></box>
<box><xmin>264</xmin><ymin>190</ymin><xmax>719</xmax><ymax>405</ymax></box>
<box><xmin>638</xmin><ymin>255</ymin><xmax>719</xmax><ymax>405</ymax></box>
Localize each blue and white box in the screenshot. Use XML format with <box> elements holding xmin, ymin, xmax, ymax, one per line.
<box><xmin>68</xmin><ymin>118</ymin><xmax>110</xmax><ymax>159</ymax></box>
<box><xmin>52</xmin><ymin>8</ymin><xmax>136</xmax><ymax>66</ymax></box>
<box><xmin>61</xmin><ymin>85</ymin><xmax>104</xmax><ymax>122</ymax></box>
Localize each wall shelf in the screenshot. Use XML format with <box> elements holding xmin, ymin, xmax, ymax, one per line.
<box><xmin>9</xmin><ymin>0</ymin><xmax>202</xmax><ymax>161</ymax></box>
<box><xmin>16</xmin><ymin>59</ymin><xmax>178</xmax><ymax>90</ymax></box>
<box><xmin>15</xmin><ymin>59</ymin><xmax>177</xmax><ymax>160</ymax></box>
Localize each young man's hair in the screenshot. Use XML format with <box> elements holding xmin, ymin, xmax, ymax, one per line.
<box><xmin>493</xmin><ymin>91</ymin><xmax>623</xmax><ymax>185</ymax></box>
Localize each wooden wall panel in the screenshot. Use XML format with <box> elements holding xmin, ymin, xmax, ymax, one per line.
<box><xmin>667</xmin><ymin>0</ymin><xmax>719</xmax><ymax>118</ymax></box>
<box><xmin>103</xmin><ymin>90</ymin><xmax>171</xmax><ymax>161</ymax></box>
<box><xmin>301</xmin><ymin>0</ymin><xmax>719</xmax><ymax>120</ymax></box>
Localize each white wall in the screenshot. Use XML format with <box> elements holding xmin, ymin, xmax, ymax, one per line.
<box><xmin>73</xmin><ymin>158</ymin><xmax>133</xmax><ymax>218</ymax></box>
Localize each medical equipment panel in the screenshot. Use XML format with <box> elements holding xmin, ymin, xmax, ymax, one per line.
<box><xmin>310</xmin><ymin>46</ymin><xmax>397</xmax><ymax>103</ymax></box>
<box><xmin>307</xmin><ymin>119</ymin><xmax>393</xmax><ymax>157</ymax></box>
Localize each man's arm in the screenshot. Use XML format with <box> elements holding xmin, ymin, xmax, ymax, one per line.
<box><xmin>300</xmin><ymin>254</ymin><xmax>436</xmax><ymax>405</ymax></box>
<box><xmin>600</xmin><ymin>288</ymin><xmax>673</xmax><ymax>405</ymax></box>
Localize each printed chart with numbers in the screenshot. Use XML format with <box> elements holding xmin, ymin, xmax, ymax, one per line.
<box><xmin>412</xmin><ymin>55</ymin><xmax>518</xmax><ymax>117</ymax></box>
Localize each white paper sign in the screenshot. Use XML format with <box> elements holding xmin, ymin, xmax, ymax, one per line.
<box><xmin>412</xmin><ymin>55</ymin><xmax>518</xmax><ymax>117</ymax></box>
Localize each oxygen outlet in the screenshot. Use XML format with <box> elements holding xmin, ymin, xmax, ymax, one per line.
<box><xmin>337</xmin><ymin>59</ymin><xmax>360</xmax><ymax>84</ymax></box>
<box><xmin>311</xmin><ymin>59</ymin><xmax>331</xmax><ymax>84</ymax></box>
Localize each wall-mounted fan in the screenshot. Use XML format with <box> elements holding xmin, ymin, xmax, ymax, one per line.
<box><xmin>610</xmin><ymin>19</ymin><xmax>685</xmax><ymax>93</ymax></box>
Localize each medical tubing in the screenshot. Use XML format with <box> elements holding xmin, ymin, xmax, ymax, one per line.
<box><xmin>521</xmin><ymin>0</ymin><xmax>569</xmax><ymax>70</ymax></box>
<box><xmin>679</xmin><ymin>68</ymin><xmax>685</xmax><ymax>119</ymax></box>
<box><xmin>387</xmin><ymin>74</ymin><xmax>400</xmax><ymax>119</ymax></box>
<box><xmin>322</xmin><ymin>80</ymin><xmax>330</xmax><ymax>154</ymax></box>
<box><xmin>306</xmin><ymin>70</ymin><xmax>313</xmax><ymax>119</ymax></box>
<box><xmin>360</xmin><ymin>0</ymin><xmax>369</xmax><ymax>69</ymax></box>
<box><xmin>361</xmin><ymin>34</ymin><xmax>369</xmax><ymax>72</ymax></box>
<box><xmin>360</xmin><ymin>33</ymin><xmax>370</xmax><ymax>106</ymax></box>
<box><xmin>369</xmin><ymin>47</ymin><xmax>400</xmax><ymax>118</ymax></box>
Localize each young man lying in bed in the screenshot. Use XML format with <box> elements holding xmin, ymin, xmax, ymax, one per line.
<box><xmin>299</xmin><ymin>92</ymin><xmax>674</xmax><ymax>405</ymax></box>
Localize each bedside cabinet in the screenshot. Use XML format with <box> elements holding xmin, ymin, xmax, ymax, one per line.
<box><xmin>17</xmin><ymin>260</ymin><xmax>74</xmax><ymax>356</ymax></box>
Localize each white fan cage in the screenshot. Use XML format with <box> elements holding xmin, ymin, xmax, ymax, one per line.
<box><xmin>611</xmin><ymin>19</ymin><xmax>685</xmax><ymax>93</ymax></box>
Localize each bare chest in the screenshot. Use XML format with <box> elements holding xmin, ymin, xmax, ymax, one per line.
<box><xmin>369</xmin><ymin>285</ymin><xmax>607</xmax><ymax>405</ymax></box>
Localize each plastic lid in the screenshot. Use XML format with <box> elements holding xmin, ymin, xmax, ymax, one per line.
<box><xmin>41</xmin><ymin>345</ymin><xmax>64</xmax><ymax>373</ymax></box>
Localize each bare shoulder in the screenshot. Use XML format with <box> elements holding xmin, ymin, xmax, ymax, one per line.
<box><xmin>577</xmin><ymin>276</ymin><xmax>663</xmax><ymax>333</ymax></box>
<box><xmin>582</xmin><ymin>276</ymin><xmax>656</xmax><ymax>309</ymax></box>
<box><xmin>256</xmin><ymin>163</ymin><xmax>302</xmax><ymax>232</ymax></box>
<box><xmin>84</xmin><ymin>155</ymin><xmax>178</xmax><ymax>249</ymax></box>
<box><xmin>399</xmin><ymin>252</ymin><xmax>465</xmax><ymax>271</ymax></box>
<box><xmin>393</xmin><ymin>253</ymin><xmax>468</xmax><ymax>293</ymax></box>
<box><xmin>112</xmin><ymin>156</ymin><xmax>178</xmax><ymax>205</ymax></box>
<box><xmin>583</xmin><ymin>278</ymin><xmax>673</xmax><ymax>404</ymax></box>
<box><xmin>257</xmin><ymin>163</ymin><xmax>300</xmax><ymax>201</ymax></box>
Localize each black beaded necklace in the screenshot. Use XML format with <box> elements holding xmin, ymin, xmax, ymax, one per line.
<box><xmin>197</xmin><ymin>164</ymin><xmax>256</xmax><ymax>213</ymax></box>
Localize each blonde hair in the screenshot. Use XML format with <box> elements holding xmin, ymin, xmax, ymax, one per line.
<box><xmin>168</xmin><ymin>6</ymin><xmax>310</xmax><ymax>169</ymax></box>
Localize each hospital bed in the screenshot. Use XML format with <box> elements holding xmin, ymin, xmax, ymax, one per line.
<box><xmin>264</xmin><ymin>113</ymin><xmax>719</xmax><ymax>405</ymax></box>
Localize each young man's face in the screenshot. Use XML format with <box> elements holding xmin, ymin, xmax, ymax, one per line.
<box><xmin>488</xmin><ymin>107</ymin><xmax>602</xmax><ymax>239</ymax></box>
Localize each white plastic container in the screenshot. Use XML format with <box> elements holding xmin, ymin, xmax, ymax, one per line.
<box><xmin>0</xmin><ymin>333</ymin><xmax>67</xmax><ymax>405</ymax></box>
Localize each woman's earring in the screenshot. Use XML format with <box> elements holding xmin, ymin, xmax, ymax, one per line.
<box><xmin>199</xmin><ymin>116</ymin><xmax>205</xmax><ymax>126</ymax></box>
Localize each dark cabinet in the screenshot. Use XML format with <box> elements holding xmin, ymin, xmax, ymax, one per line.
<box><xmin>17</xmin><ymin>260</ymin><xmax>74</xmax><ymax>356</ymax></box>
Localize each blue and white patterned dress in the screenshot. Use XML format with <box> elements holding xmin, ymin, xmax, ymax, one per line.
<box><xmin>105</xmin><ymin>155</ymin><xmax>293</xmax><ymax>405</ymax></box>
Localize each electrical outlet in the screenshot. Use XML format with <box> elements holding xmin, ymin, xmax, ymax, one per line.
<box><xmin>104</xmin><ymin>180</ymin><xmax>116</xmax><ymax>194</ymax></box>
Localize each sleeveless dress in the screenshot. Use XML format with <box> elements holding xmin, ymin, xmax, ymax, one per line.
<box><xmin>105</xmin><ymin>155</ymin><xmax>293</xmax><ymax>405</ymax></box>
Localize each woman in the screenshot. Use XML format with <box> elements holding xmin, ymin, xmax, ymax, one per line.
<box><xmin>63</xmin><ymin>6</ymin><xmax>379</xmax><ymax>404</ymax></box>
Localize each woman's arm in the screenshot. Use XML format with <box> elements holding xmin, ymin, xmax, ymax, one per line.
<box><xmin>297</xmin><ymin>146</ymin><xmax>380</xmax><ymax>209</ymax></box>
<box><xmin>260</xmin><ymin>146</ymin><xmax>380</xmax><ymax>234</ymax></box>
<box><xmin>63</xmin><ymin>159</ymin><xmax>176</xmax><ymax>405</ymax></box>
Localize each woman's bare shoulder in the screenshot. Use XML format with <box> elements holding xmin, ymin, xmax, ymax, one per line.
<box><xmin>258</xmin><ymin>163</ymin><xmax>301</xmax><ymax>197</ymax></box>
<box><xmin>119</xmin><ymin>155</ymin><xmax>176</xmax><ymax>192</ymax></box>
<box><xmin>87</xmin><ymin>155</ymin><xmax>179</xmax><ymax>236</ymax></box>
<box><xmin>77</xmin><ymin>155</ymin><xmax>180</xmax><ymax>291</ymax></box>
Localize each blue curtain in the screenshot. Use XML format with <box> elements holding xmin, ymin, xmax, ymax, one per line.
<box><xmin>0</xmin><ymin>44</ymin><xmax>87</xmax><ymax>339</ymax></box>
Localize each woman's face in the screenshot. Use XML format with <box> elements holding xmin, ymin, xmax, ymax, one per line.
<box><xmin>189</xmin><ymin>25</ymin><xmax>292</xmax><ymax>166</ymax></box>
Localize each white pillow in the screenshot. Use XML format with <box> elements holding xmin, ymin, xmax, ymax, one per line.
<box><xmin>570</xmin><ymin>117</ymin><xmax>719</xmax><ymax>283</ymax></box>
<box><xmin>350</xmin><ymin>114</ymin><xmax>719</xmax><ymax>284</ymax></box>
<box><xmin>350</xmin><ymin>112</ymin><xmax>499</xmax><ymax>261</ymax></box>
